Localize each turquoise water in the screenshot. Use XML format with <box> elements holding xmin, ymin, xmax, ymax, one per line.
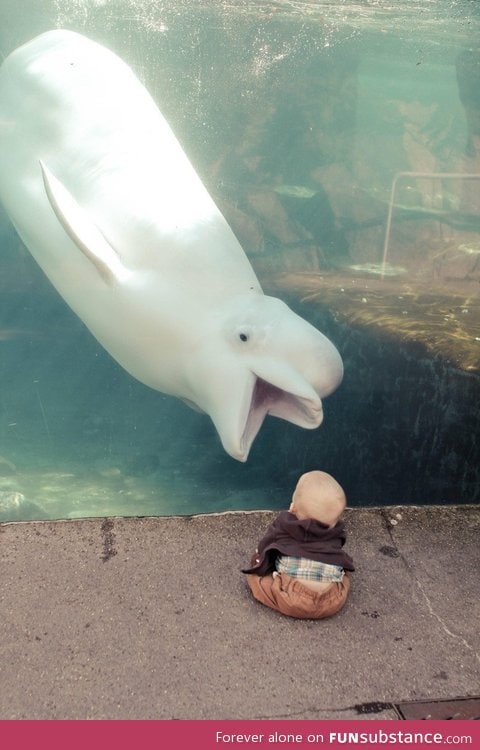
<box><xmin>0</xmin><ymin>1</ymin><xmax>479</xmax><ymax>521</ymax></box>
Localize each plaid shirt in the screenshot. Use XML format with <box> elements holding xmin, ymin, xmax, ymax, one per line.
<box><xmin>276</xmin><ymin>555</ymin><xmax>344</xmax><ymax>582</ymax></box>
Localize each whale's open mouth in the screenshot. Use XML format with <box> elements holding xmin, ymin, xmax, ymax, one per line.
<box><xmin>238</xmin><ymin>375</ymin><xmax>323</xmax><ymax>462</ymax></box>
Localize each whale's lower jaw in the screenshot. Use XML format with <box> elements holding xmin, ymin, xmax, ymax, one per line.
<box><xmin>236</xmin><ymin>377</ymin><xmax>323</xmax><ymax>462</ymax></box>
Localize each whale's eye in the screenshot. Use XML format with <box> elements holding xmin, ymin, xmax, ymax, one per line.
<box><xmin>234</xmin><ymin>324</ymin><xmax>254</xmax><ymax>345</ymax></box>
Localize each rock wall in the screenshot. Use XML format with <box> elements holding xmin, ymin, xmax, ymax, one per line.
<box><xmin>268</xmin><ymin>291</ymin><xmax>480</xmax><ymax>506</ymax></box>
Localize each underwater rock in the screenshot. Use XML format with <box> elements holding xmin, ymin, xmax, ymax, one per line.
<box><xmin>275</xmin><ymin>183</ymin><xmax>350</xmax><ymax>268</ymax></box>
<box><xmin>247</xmin><ymin>188</ymin><xmax>302</xmax><ymax>247</ymax></box>
<box><xmin>349</xmin><ymin>263</ymin><xmax>407</xmax><ymax>277</ymax></box>
<box><xmin>274</xmin><ymin>185</ymin><xmax>318</xmax><ymax>199</ymax></box>
<box><xmin>437</xmin><ymin>243</ymin><xmax>480</xmax><ymax>281</ymax></box>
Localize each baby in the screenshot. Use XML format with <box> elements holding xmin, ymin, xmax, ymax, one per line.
<box><xmin>242</xmin><ymin>470</ymin><xmax>354</xmax><ymax>619</ymax></box>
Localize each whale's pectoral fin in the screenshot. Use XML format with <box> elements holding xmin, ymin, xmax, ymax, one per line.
<box><xmin>40</xmin><ymin>160</ymin><xmax>128</xmax><ymax>284</ymax></box>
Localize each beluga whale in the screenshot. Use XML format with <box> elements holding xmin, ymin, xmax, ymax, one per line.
<box><xmin>0</xmin><ymin>30</ymin><xmax>343</xmax><ymax>462</ymax></box>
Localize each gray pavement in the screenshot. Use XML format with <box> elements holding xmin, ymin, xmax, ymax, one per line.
<box><xmin>1</xmin><ymin>505</ymin><xmax>479</xmax><ymax>720</ymax></box>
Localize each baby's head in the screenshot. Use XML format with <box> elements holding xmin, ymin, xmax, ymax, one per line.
<box><xmin>289</xmin><ymin>470</ymin><xmax>346</xmax><ymax>527</ymax></box>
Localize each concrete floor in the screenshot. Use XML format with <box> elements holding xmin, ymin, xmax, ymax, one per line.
<box><xmin>0</xmin><ymin>505</ymin><xmax>479</xmax><ymax>719</ymax></box>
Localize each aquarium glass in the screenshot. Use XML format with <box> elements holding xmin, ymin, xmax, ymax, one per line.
<box><xmin>0</xmin><ymin>0</ymin><xmax>479</xmax><ymax>521</ymax></box>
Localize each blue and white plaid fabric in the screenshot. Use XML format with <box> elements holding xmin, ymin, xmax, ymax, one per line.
<box><xmin>276</xmin><ymin>555</ymin><xmax>344</xmax><ymax>582</ymax></box>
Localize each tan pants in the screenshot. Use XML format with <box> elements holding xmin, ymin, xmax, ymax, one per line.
<box><xmin>246</xmin><ymin>571</ymin><xmax>350</xmax><ymax>620</ymax></box>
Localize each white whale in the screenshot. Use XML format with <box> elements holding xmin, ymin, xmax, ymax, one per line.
<box><xmin>0</xmin><ymin>30</ymin><xmax>343</xmax><ymax>461</ymax></box>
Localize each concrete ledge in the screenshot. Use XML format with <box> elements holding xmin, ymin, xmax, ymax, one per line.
<box><xmin>1</xmin><ymin>505</ymin><xmax>479</xmax><ymax>719</ymax></box>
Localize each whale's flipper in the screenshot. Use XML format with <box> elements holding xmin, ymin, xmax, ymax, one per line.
<box><xmin>40</xmin><ymin>160</ymin><xmax>129</xmax><ymax>284</ymax></box>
